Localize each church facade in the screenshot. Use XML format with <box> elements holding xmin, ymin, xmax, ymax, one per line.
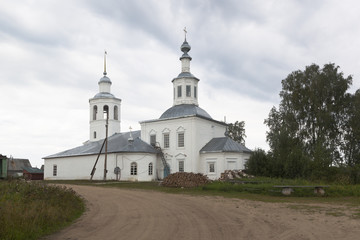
<box><xmin>43</xmin><ymin>37</ymin><xmax>252</xmax><ymax>181</ymax></box>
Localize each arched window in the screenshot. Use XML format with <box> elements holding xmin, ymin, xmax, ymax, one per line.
<box><xmin>130</xmin><ymin>162</ymin><xmax>137</xmax><ymax>175</ymax></box>
<box><xmin>148</xmin><ymin>163</ymin><xmax>153</xmax><ymax>175</ymax></box>
<box><xmin>103</xmin><ymin>105</ymin><xmax>109</xmax><ymax>119</ymax></box>
<box><xmin>114</xmin><ymin>106</ymin><xmax>118</xmax><ymax>120</ymax></box>
<box><xmin>93</xmin><ymin>105</ymin><xmax>97</xmax><ymax>120</ymax></box>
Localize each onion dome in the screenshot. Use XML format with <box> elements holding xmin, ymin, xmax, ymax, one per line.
<box><xmin>180</xmin><ymin>40</ymin><xmax>192</xmax><ymax>60</ymax></box>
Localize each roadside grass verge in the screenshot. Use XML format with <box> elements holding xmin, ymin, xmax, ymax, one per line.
<box><xmin>47</xmin><ymin>178</ymin><xmax>360</xmax><ymax>204</ymax></box>
<box><xmin>0</xmin><ymin>180</ymin><xmax>85</xmax><ymax>240</ymax></box>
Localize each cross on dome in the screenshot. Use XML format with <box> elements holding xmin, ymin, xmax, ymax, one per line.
<box><xmin>128</xmin><ymin>126</ymin><xmax>134</xmax><ymax>142</ymax></box>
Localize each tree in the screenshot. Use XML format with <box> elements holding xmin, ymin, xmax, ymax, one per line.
<box><xmin>227</xmin><ymin>120</ymin><xmax>246</xmax><ymax>144</ymax></box>
<box><xmin>342</xmin><ymin>90</ymin><xmax>360</xmax><ymax>183</ymax></box>
<box><xmin>265</xmin><ymin>63</ymin><xmax>354</xmax><ymax>179</ymax></box>
<box><xmin>245</xmin><ymin>148</ymin><xmax>270</xmax><ymax>176</ymax></box>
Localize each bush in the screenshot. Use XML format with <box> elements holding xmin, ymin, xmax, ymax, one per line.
<box><xmin>245</xmin><ymin>148</ymin><xmax>270</xmax><ymax>176</ymax></box>
<box><xmin>0</xmin><ymin>180</ymin><xmax>84</xmax><ymax>240</ymax></box>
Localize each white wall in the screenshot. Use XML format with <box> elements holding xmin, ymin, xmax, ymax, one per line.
<box><xmin>200</xmin><ymin>152</ymin><xmax>251</xmax><ymax>180</ymax></box>
<box><xmin>140</xmin><ymin>116</ymin><xmax>227</xmax><ymax>175</ymax></box>
<box><xmin>89</xmin><ymin>97</ymin><xmax>121</xmax><ymax>141</ymax></box>
<box><xmin>44</xmin><ymin>152</ymin><xmax>157</xmax><ymax>181</ymax></box>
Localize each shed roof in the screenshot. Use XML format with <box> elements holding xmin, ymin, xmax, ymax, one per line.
<box><xmin>7</xmin><ymin>158</ymin><xmax>31</xmax><ymax>171</ymax></box>
<box><xmin>23</xmin><ymin>167</ymin><xmax>43</xmax><ymax>174</ymax></box>
<box><xmin>200</xmin><ymin>137</ymin><xmax>252</xmax><ymax>154</ymax></box>
<box><xmin>44</xmin><ymin>131</ymin><xmax>157</xmax><ymax>159</ymax></box>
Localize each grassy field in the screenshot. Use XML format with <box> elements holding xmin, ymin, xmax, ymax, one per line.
<box><xmin>0</xmin><ymin>180</ymin><xmax>85</xmax><ymax>240</ymax></box>
<box><xmin>49</xmin><ymin>177</ymin><xmax>360</xmax><ymax>205</ymax></box>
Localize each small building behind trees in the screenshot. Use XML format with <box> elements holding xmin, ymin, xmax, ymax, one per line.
<box><xmin>23</xmin><ymin>167</ymin><xmax>44</xmax><ymax>180</ymax></box>
<box><xmin>7</xmin><ymin>158</ymin><xmax>32</xmax><ymax>178</ymax></box>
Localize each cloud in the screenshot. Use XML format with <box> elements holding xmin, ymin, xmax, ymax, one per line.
<box><xmin>1</xmin><ymin>0</ymin><xmax>360</xmax><ymax>168</ymax></box>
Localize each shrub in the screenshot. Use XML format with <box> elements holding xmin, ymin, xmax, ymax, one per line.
<box><xmin>0</xmin><ymin>180</ymin><xmax>84</xmax><ymax>240</ymax></box>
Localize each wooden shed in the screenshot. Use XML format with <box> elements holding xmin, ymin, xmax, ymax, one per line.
<box><xmin>23</xmin><ymin>167</ymin><xmax>44</xmax><ymax>180</ymax></box>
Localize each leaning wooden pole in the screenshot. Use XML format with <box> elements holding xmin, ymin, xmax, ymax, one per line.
<box><xmin>103</xmin><ymin>114</ymin><xmax>109</xmax><ymax>181</ymax></box>
<box><xmin>90</xmin><ymin>138</ymin><xmax>107</xmax><ymax>180</ymax></box>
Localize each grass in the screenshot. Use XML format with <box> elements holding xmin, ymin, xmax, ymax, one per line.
<box><xmin>0</xmin><ymin>179</ymin><xmax>85</xmax><ymax>240</ymax></box>
<box><xmin>48</xmin><ymin>177</ymin><xmax>360</xmax><ymax>202</ymax></box>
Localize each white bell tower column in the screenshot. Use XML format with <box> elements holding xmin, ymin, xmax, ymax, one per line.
<box><xmin>89</xmin><ymin>52</ymin><xmax>121</xmax><ymax>142</ymax></box>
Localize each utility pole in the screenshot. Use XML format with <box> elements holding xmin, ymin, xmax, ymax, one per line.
<box><xmin>103</xmin><ymin>111</ymin><xmax>109</xmax><ymax>181</ymax></box>
<box><xmin>90</xmin><ymin>138</ymin><xmax>106</xmax><ymax>181</ymax></box>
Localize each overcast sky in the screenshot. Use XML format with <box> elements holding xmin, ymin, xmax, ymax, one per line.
<box><xmin>1</xmin><ymin>0</ymin><xmax>359</xmax><ymax>168</ymax></box>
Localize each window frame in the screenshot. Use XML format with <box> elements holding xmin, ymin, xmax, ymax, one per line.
<box><xmin>103</xmin><ymin>105</ymin><xmax>109</xmax><ymax>119</ymax></box>
<box><xmin>130</xmin><ymin>162</ymin><xmax>137</xmax><ymax>175</ymax></box>
<box><xmin>93</xmin><ymin>105</ymin><xmax>97</xmax><ymax>120</ymax></box>
<box><xmin>163</xmin><ymin>133</ymin><xmax>170</xmax><ymax>149</ymax></box>
<box><xmin>186</xmin><ymin>85</ymin><xmax>191</xmax><ymax>97</ymax></box>
<box><xmin>114</xmin><ymin>105</ymin><xmax>118</xmax><ymax>120</ymax></box>
<box><xmin>178</xmin><ymin>160</ymin><xmax>184</xmax><ymax>172</ymax></box>
<box><xmin>177</xmin><ymin>85</ymin><xmax>182</xmax><ymax>97</ymax></box>
<box><xmin>150</xmin><ymin>134</ymin><xmax>156</xmax><ymax>147</ymax></box>
<box><xmin>148</xmin><ymin>162</ymin><xmax>153</xmax><ymax>175</ymax></box>
<box><xmin>53</xmin><ymin>164</ymin><xmax>57</xmax><ymax>176</ymax></box>
<box><xmin>177</xmin><ymin>132</ymin><xmax>185</xmax><ymax>148</ymax></box>
<box><xmin>208</xmin><ymin>162</ymin><xmax>215</xmax><ymax>173</ymax></box>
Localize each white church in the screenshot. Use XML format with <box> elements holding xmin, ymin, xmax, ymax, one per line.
<box><xmin>43</xmin><ymin>36</ymin><xmax>252</xmax><ymax>181</ymax></box>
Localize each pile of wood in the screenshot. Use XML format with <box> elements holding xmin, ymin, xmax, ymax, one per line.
<box><xmin>161</xmin><ymin>172</ymin><xmax>210</xmax><ymax>188</ymax></box>
<box><xmin>219</xmin><ymin>170</ymin><xmax>254</xmax><ymax>181</ymax></box>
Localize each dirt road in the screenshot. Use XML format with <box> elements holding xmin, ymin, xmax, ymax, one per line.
<box><xmin>45</xmin><ymin>185</ymin><xmax>360</xmax><ymax>240</ymax></box>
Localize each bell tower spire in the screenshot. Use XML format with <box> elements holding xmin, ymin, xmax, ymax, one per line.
<box><xmin>103</xmin><ymin>50</ymin><xmax>107</xmax><ymax>76</ymax></box>
<box><xmin>172</xmin><ymin>28</ymin><xmax>200</xmax><ymax>106</ymax></box>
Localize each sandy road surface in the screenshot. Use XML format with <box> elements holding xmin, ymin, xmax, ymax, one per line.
<box><xmin>44</xmin><ymin>185</ymin><xmax>360</xmax><ymax>240</ymax></box>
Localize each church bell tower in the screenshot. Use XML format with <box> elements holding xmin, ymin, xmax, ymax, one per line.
<box><xmin>89</xmin><ymin>52</ymin><xmax>121</xmax><ymax>142</ymax></box>
<box><xmin>172</xmin><ymin>28</ymin><xmax>200</xmax><ymax>106</ymax></box>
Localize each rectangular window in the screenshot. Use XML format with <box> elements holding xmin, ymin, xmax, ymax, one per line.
<box><xmin>209</xmin><ymin>163</ymin><xmax>215</xmax><ymax>173</ymax></box>
<box><xmin>150</xmin><ymin>134</ymin><xmax>156</xmax><ymax>146</ymax></box>
<box><xmin>163</xmin><ymin>133</ymin><xmax>170</xmax><ymax>148</ymax></box>
<box><xmin>177</xmin><ymin>132</ymin><xmax>184</xmax><ymax>148</ymax></box>
<box><xmin>53</xmin><ymin>165</ymin><xmax>57</xmax><ymax>176</ymax></box>
<box><xmin>186</xmin><ymin>85</ymin><xmax>191</xmax><ymax>97</ymax></box>
<box><xmin>177</xmin><ymin>85</ymin><xmax>182</xmax><ymax>97</ymax></box>
<box><xmin>179</xmin><ymin>161</ymin><xmax>184</xmax><ymax>172</ymax></box>
<box><xmin>194</xmin><ymin>86</ymin><xmax>197</xmax><ymax>99</ymax></box>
